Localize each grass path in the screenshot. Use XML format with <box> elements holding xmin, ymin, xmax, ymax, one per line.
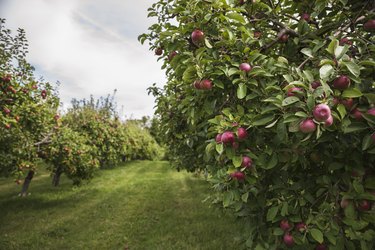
<box><xmin>0</xmin><ymin>161</ymin><xmax>248</xmax><ymax>250</ymax></box>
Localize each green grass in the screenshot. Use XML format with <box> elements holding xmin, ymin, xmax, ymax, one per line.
<box><xmin>0</xmin><ymin>161</ymin><xmax>248</xmax><ymax>250</ymax></box>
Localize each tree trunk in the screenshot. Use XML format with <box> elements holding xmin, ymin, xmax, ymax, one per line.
<box><xmin>52</xmin><ymin>166</ymin><xmax>62</xmax><ymax>187</ymax></box>
<box><xmin>20</xmin><ymin>170</ymin><xmax>34</xmax><ymax>197</ymax></box>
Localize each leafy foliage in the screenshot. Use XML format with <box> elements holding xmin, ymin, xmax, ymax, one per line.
<box><xmin>142</xmin><ymin>0</ymin><xmax>375</xmax><ymax>248</ymax></box>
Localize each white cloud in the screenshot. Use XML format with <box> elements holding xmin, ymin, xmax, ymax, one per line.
<box><xmin>0</xmin><ymin>0</ymin><xmax>166</xmax><ymax>119</ymax></box>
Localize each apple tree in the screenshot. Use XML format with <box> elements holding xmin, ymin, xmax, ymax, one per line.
<box><xmin>0</xmin><ymin>19</ymin><xmax>60</xmax><ymax>195</ymax></box>
<box><xmin>141</xmin><ymin>0</ymin><xmax>375</xmax><ymax>248</ymax></box>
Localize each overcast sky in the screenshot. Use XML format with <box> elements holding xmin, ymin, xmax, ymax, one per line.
<box><xmin>0</xmin><ymin>0</ymin><xmax>166</xmax><ymax>119</ymax></box>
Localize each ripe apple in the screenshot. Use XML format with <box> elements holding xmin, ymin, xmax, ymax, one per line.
<box><xmin>301</xmin><ymin>13</ymin><xmax>310</xmax><ymax>22</ymax></box>
<box><xmin>253</xmin><ymin>31</ymin><xmax>261</xmax><ymax>38</ymax></box>
<box><xmin>311</xmin><ymin>81</ymin><xmax>321</xmax><ymax>89</ymax></box>
<box><xmin>5</xmin><ymin>124</ymin><xmax>11</xmax><ymax>129</ymax></box>
<box><xmin>324</xmin><ymin>115</ymin><xmax>333</xmax><ymax>127</ymax></box>
<box><xmin>358</xmin><ymin>200</ymin><xmax>371</xmax><ymax>211</ymax></box>
<box><xmin>191</xmin><ymin>29</ymin><xmax>205</xmax><ymax>46</ymax></box>
<box><xmin>368</xmin><ymin>108</ymin><xmax>375</xmax><ymax>116</ymax></box>
<box><xmin>341</xmin><ymin>98</ymin><xmax>354</xmax><ymax>110</ymax></box>
<box><xmin>155</xmin><ymin>47</ymin><xmax>163</xmax><ymax>55</ymax></box>
<box><xmin>316</xmin><ymin>244</ymin><xmax>328</xmax><ymax>250</ymax></box>
<box><xmin>232</xmin><ymin>122</ymin><xmax>239</xmax><ymax>127</ymax></box>
<box><xmin>283</xmin><ymin>233</ymin><xmax>294</xmax><ymax>247</ymax></box>
<box><xmin>364</xmin><ymin>19</ymin><xmax>375</xmax><ymax>31</ymax></box>
<box><xmin>193</xmin><ymin>80</ymin><xmax>202</xmax><ymax>89</ymax></box>
<box><xmin>351</xmin><ymin>108</ymin><xmax>363</xmax><ymax>120</ymax></box>
<box><xmin>7</xmin><ymin>86</ymin><xmax>17</xmax><ymax>94</ymax></box>
<box><xmin>333</xmin><ymin>75</ymin><xmax>350</xmax><ymax>90</ymax></box>
<box><xmin>313</xmin><ymin>104</ymin><xmax>331</xmax><ymax>122</ymax></box>
<box><xmin>299</xmin><ymin>118</ymin><xmax>316</xmax><ymax>133</ymax></box>
<box><xmin>54</xmin><ymin>114</ymin><xmax>60</xmax><ymax>120</ymax></box>
<box><xmin>215</xmin><ymin>133</ymin><xmax>222</xmax><ymax>143</ymax></box>
<box><xmin>280</xmin><ymin>219</ymin><xmax>291</xmax><ymax>231</ymax></box>
<box><xmin>279</xmin><ymin>34</ymin><xmax>289</xmax><ymax>43</ymax></box>
<box><xmin>237</xmin><ymin>127</ymin><xmax>248</xmax><ymax>140</ymax></box>
<box><xmin>15</xmin><ymin>116</ymin><xmax>20</xmax><ymax>122</ymax></box>
<box><xmin>332</xmin><ymin>97</ymin><xmax>340</xmax><ymax>106</ymax></box>
<box><xmin>230</xmin><ymin>171</ymin><xmax>245</xmax><ymax>181</ymax></box>
<box><xmin>241</xmin><ymin>156</ymin><xmax>253</xmax><ymax>168</ymax></box>
<box><xmin>168</xmin><ymin>51</ymin><xmax>177</xmax><ymax>61</ymax></box>
<box><xmin>339</xmin><ymin>37</ymin><xmax>352</xmax><ymax>46</ymax></box>
<box><xmin>221</xmin><ymin>131</ymin><xmax>235</xmax><ymax>144</ymax></box>
<box><xmin>239</xmin><ymin>63</ymin><xmax>252</xmax><ymax>72</ymax></box>
<box><xmin>287</xmin><ymin>87</ymin><xmax>303</xmax><ymax>97</ymax></box>
<box><xmin>295</xmin><ymin>222</ymin><xmax>307</xmax><ymax>232</ymax></box>
<box><xmin>3</xmin><ymin>108</ymin><xmax>11</xmax><ymax>115</ymax></box>
<box><xmin>2</xmin><ymin>74</ymin><xmax>11</xmax><ymax>83</ymax></box>
<box><xmin>41</xmin><ymin>90</ymin><xmax>47</xmax><ymax>99</ymax></box>
<box><xmin>200</xmin><ymin>79</ymin><xmax>213</xmax><ymax>90</ymax></box>
<box><xmin>232</xmin><ymin>141</ymin><xmax>239</xmax><ymax>149</ymax></box>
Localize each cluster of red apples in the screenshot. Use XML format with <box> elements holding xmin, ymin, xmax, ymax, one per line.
<box><xmin>215</xmin><ymin>125</ymin><xmax>253</xmax><ymax>181</ymax></box>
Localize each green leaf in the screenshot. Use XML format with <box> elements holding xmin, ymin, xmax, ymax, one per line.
<box><xmin>326</xmin><ymin>39</ymin><xmax>338</xmax><ymax>55</ymax></box>
<box><xmin>320</xmin><ymin>64</ymin><xmax>334</xmax><ymax>80</ymax></box>
<box><xmin>232</xmin><ymin>155</ymin><xmax>242</xmax><ymax>167</ymax></box>
<box><xmin>216</xmin><ymin>143</ymin><xmax>224</xmax><ymax>154</ymax></box>
<box><xmin>237</xmin><ymin>83</ymin><xmax>247</xmax><ymax>99</ymax></box>
<box><xmin>334</xmin><ymin>45</ymin><xmax>349</xmax><ymax>60</ymax></box>
<box><xmin>282</xmin><ymin>96</ymin><xmax>300</xmax><ymax>106</ymax></box>
<box><xmin>353</xmin><ymin>179</ymin><xmax>364</xmax><ymax>193</ymax></box>
<box><xmin>337</xmin><ymin>104</ymin><xmax>347</xmax><ymax>119</ymax></box>
<box><xmin>301</xmin><ymin>48</ymin><xmax>313</xmax><ymax>58</ymax></box>
<box><xmin>182</xmin><ymin>66</ymin><xmax>197</xmax><ymax>82</ymax></box>
<box><xmin>252</xmin><ymin>114</ymin><xmax>275</xmax><ymax>126</ymax></box>
<box><xmin>226</xmin><ymin>12</ymin><xmax>246</xmax><ymax>24</ymax></box>
<box><xmin>343</xmin><ymin>61</ymin><xmax>360</xmax><ymax>78</ymax></box>
<box><xmin>342</xmin><ymin>88</ymin><xmax>362</xmax><ymax>98</ymax></box>
<box><xmin>223</xmin><ymin>191</ymin><xmax>233</xmax><ymax>208</ymax></box>
<box><xmin>266</xmin><ymin>206</ymin><xmax>279</xmax><ymax>222</ymax></box>
<box><xmin>362</xmin><ymin>134</ymin><xmax>373</xmax><ymax>150</ymax></box>
<box><xmin>241</xmin><ymin>192</ymin><xmax>249</xmax><ymax>203</ymax></box>
<box><xmin>343</xmin><ymin>122</ymin><xmax>368</xmax><ymax>134</ymax></box>
<box><xmin>280</xmin><ymin>202</ymin><xmax>288</xmax><ymax>216</ymax></box>
<box><xmin>204</xmin><ymin>38</ymin><xmax>213</xmax><ymax>49</ymax></box>
<box><xmin>310</xmin><ymin>228</ymin><xmax>324</xmax><ymax>243</ymax></box>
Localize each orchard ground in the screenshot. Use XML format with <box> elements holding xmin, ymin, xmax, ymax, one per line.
<box><xmin>0</xmin><ymin>161</ymin><xmax>249</xmax><ymax>249</ymax></box>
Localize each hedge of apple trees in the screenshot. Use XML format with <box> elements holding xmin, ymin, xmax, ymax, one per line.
<box><xmin>1</xmin><ymin>19</ymin><xmax>163</xmax><ymax>194</ymax></box>
<box><xmin>0</xmin><ymin>19</ymin><xmax>60</xmax><ymax>195</ymax></box>
<box><xmin>141</xmin><ymin>0</ymin><xmax>375</xmax><ymax>248</ymax></box>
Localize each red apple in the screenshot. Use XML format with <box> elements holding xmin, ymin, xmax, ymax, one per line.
<box><xmin>237</xmin><ymin>127</ymin><xmax>248</xmax><ymax>140</ymax></box>
<box><xmin>299</xmin><ymin>118</ymin><xmax>316</xmax><ymax>133</ymax></box>
<box><xmin>287</xmin><ymin>87</ymin><xmax>303</xmax><ymax>97</ymax></box>
<box><xmin>41</xmin><ymin>90</ymin><xmax>47</xmax><ymax>99</ymax></box>
<box><xmin>3</xmin><ymin>108</ymin><xmax>11</xmax><ymax>115</ymax></box>
<box><xmin>2</xmin><ymin>74</ymin><xmax>11</xmax><ymax>83</ymax></box>
<box><xmin>332</xmin><ymin>97</ymin><xmax>340</xmax><ymax>106</ymax></box>
<box><xmin>333</xmin><ymin>75</ymin><xmax>350</xmax><ymax>90</ymax></box>
<box><xmin>200</xmin><ymin>79</ymin><xmax>213</xmax><ymax>90</ymax></box>
<box><xmin>221</xmin><ymin>131</ymin><xmax>235</xmax><ymax>144</ymax></box>
<box><xmin>301</xmin><ymin>13</ymin><xmax>310</xmax><ymax>22</ymax></box>
<box><xmin>193</xmin><ymin>80</ymin><xmax>202</xmax><ymax>89</ymax></box>
<box><xmin>283</xmin><ymin>233</ymin><xmax>294</xmax><ymax>247</ymax></box>
<box><xmin>215</xmin><ymin>134</ymin><xmax>222</xmax><ymax>143</ymax></box>
<box><xmin>155</xmin><ymin>47</ymin><xmax>163</xmax><ymax>55</ymax></box>
<box><xmin>230</xmin><ymin>171</ymin><xmax>245</xmax><ymax>181</ymax></box>
<box><xmin>232</xmin><ymin>141</ymin><xmax>239</xmax><ymax>149</ymax></box>
<box><xmin>191</xmin><ymin>29</ymin><xmax>205</xmax><ymax>46</ymax></box>
<box><xmin>339</xmin><ymin>37</ymin><xmax>352</xmax><ymax>46</ymax></box>
<box><xmin>253</xmin><ymin>31</ymin><xmax>261</xmax><ymax>38</ymax></box>
<box><xmin>15</xmin><ymin>116</ymin><xmax>20</xmax><ymax>122</ymax></box>
<box><xmin>341</xmin><ymin>98</ymin><xmax>354</xmax><ymax>110</ymax></box>
<box><xmin>280</xmin><ymin>219</ymin><xmax>291</xmax><ymax>231</ymax></box>
<box><xmin>358</xmin><ymin>200</ymin><xmax>371</xmax><ymax>211</ymax></box>
<box><xmin>54</xmin><ymin>114</ymin><xmax>60</xmax><ymax>120</ymax></box>
<box><xmin>324</xmin><ymin>115</ymin><xmax>333</xmax><ymax>127</ymax></box>
<box><xmin>351</xmin><ymin>108</ymin><xmax>363</xmax><ymax>120</ymax></box>
<box><xmin>232</xmin><ymin>122</ymin><xmax>239</xmax><ymax>127</ymax></box>
<box><xmin>316</xmin><ymin>244</ymin><xmax>328</xmax><ymax>250</ymax></box>
<box><xmin>168</xmin><ymin>51</ymin><xmax>177</xmax><ymax>61</ymax></box>
<box><xmin>279</xmin><ymin>34</ymin><xmax>289</xmax><ymax>43</ymax></box>
<box><xmin>313</xmin><ymin>104</ymin><xmax>331</xmax><ymax>122</ymax></box>
<box><xmin>239</xmin><ymin>63</ymin><xmax>252</xmax><ymax>72</ymax></box>
<box><xmin>4</xmin><ymin>124</ymin><xmax>11</xmax><ymax>129</ymax></box>
<box><xmin>241</xmin><ymin>156</ymin><xmax>253</xmax><ymax>168</ymax></box>
<box><xmin>368</xmin><ymin>108</ymin><xmax>375</xmax><ymax>116</ymax></box>
<box><xmin>295</xmin><ymin>222</ymin><xmax>307</xmax><ymax>232</ymax></box>
<box><xmin>311</xmin><ymin>81</ymin><xmax>321</xmax><ymax>89</ymax></box>
<box><xmin>364</xmin><ymin>19</ymin><xmax>375</xmax><ymax>31</ymax></box>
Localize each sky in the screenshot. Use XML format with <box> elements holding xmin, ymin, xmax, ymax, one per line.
<box><xmin>0</xmin><ymin>0</ymin><xmax>166</xmax><ymax>119</ymax></box>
